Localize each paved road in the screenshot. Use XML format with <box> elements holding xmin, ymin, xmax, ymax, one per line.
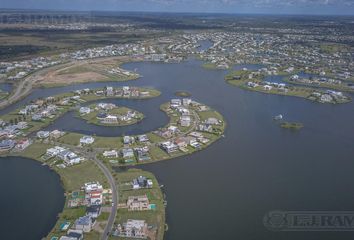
<box><xmin>91</xmin><ymin>154</ymin><xmax>118</xmax><ymax>239</ymax></box>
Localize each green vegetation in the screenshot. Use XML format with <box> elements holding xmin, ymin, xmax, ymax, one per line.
<box><xmin>280</xmin><ymin>122</ymin><xmax>304</xmax><ymax>130</ymax></box>
<box><xmin>202</xmin><ymin>62</ymin><xmax>218</xmax><ymax>70</ymax></box>
<box><xmin>175</xmin><ymin>91</ymin><xmax>192</xmax><ymax>97</ymax></box>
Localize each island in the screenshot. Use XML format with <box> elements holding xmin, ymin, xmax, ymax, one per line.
<box><xmin>225</xmin><ymin>69</ymin><xmax>351</xmax><ymax>104</ymax></box>
<box><xmin>280</xmin><ymin>122</ymin><xmax>304</xmax><ymax>130</ymax></box>
<box><xmin>79</xmin><ymin>103</ymin><xmax>144</xmax><ymax>127</ymax></box>
<box><xmin>175</xmin><ymin>91</ymin><xmax>192</xmax><ymax>97</ymax></box>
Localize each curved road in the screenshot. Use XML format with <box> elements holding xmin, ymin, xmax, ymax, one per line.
<box><xmin>92</xmin><ymin>154</ymin><xmax>118</xmax><ymax>239</ymax></box>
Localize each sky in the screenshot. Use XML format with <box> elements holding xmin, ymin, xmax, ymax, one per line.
<box><xmin>0</xmin><ymin>0</ymin><xmax>354</xmax><ymax>15</ymax></box>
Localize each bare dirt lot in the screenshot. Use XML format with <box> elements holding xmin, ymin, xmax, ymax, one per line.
<box><xmin>34</xmin><ymin>56</ymin><xmax>139</xmax><ymax>87</ymax></box>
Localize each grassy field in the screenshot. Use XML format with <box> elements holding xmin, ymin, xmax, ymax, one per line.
<box><xmin>280</xmin><ymin>121</ymin><xmax>304</xmax><ymax>130</ymax></box>
<box><xmin>0</xmin><ymin>29</ymin><xmax>158</xmax><ymax>61</ymax></box>
<box><xmin>202</xmin><ymin>62</ymin><xmax>218</xmax><ymax>70</ymax></box>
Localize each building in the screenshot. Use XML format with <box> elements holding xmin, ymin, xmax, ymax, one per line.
<box><xmin>205</xmin><ymin>117</ymin><xmax>220</xmax><ymax>125</ymax></box>
<box><xmin>127</xmin><ymin>195</ymin><xmax>150</xmax><ymax>211</ymax></box>
<box><xmin>79</xmin><ymin>107</ymin><xmax>91</xmax><ymax>115</ymax></box>
<box><xmin>50</xmin><ymin>130</ymin><xmax>65</xmax><ymax>139</ymax></box>
<box><xmin>16</xmin><ymin>121</ymin><xmax>28</xmax><ymax>129</ymax></box>
<box><xmin>135</xmin><ymin>147</ymin><xmax>150</xmax><ymax>161</ymax></box>
<box><xmin>116</xmin><ymin>219</ymin><xmax>148</xmax><ymax>238</ymax></box>
<box><xmin>106</xmin><ymin>86</ymin><xmax>114</xmax><ymax>96</ymax></box>
<box><xmin>84</xmin><ymin>182</ymin><xmax>103</xmax><ymax>192</ymax></box>
<box><xmin>122</xmin><ymin>148</ymin><xmax>134</xmax><ymax>159</ymax></box>
<box><xmin>15</xmin><ymin>139</ymin><xmax>31</xmax><ymax>150</ymax></box>
<box><xmin>137</xmin><ymin>134</ymin><xmax>149</xmax><ymax>143</ymax></box>
<box><xmin>89</xmin><ymin>190</ymin><xmax>103</xmax><ymax>205</ymax></box>
<box><xmin>59</xmin><ymin>230</ymin><xmax>84</xmax><ymax>240</ymax></box>
<box><xmin>170</xmin><ymin>99</ymin><xmax>182</xmax><ymax>108</ymax></box>
<box><xmin>75</xmin><ymin>215</ymin><xmax>93</xmax><ymax>232</ymax></box>
<box><xmin>132</xmin><ymin>176</ymin><xmax>153</xmax><ymax>189</ymax></box>
<box><xmin>46</xmin><ymin>146</ymin><xmax>65</xmax><ymax>157</ymax></box>
<box><xmin>86</xmin><ymin>205</ymin><xmax>101</xmax><ymax>218</ymax></box>
<box><xmin>182</xmin><ymin>98</ymin><xmax>192</xmax><ymax>106</ymax></box>
<box><xmin>180</xmin><ymin>115</ymin><xmax>191</xmax><ymax>127</ymax></box>
<box><xmin>123</xmin><ymin>135</ymin><xmax>134</xmax><ymax>145</ymax></box>
<box><xmin>102</xmin><ymin>115</ymin><xmax>118</xmax><ymax>124</ymax></box>
<box><xmin>80</xmin><ymin>136</ymin><xmax>95</xmax><ymax>145</ymax></box>
<box><xmin>103</xmin><ymin>150</ymin><xmax>118</xmax><ymax>158</ymax></box>
<box><xmin>0</xmin><ymin>139</ymin><xmax>16</xmax><ymax>151</ymax></box>
<box><xmin>37</xmin><ymin>131</ymin><xmax>50</xmax><ymax>139</ymax></box>
<box><xmin>160</xmin><ymin>141</ymin><xmax>178</xmax><ymax>153</ymax></box>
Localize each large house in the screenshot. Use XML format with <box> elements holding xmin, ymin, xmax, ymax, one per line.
<box><xmin>80</xmin><ymin>136</ymin><xmax>95</xmax><ymax>145</ymax></box>
<box><xmin>37</xmin><ymin>131</ymin><xmax>50</xmax><ymax>139</ymax></box>
<box><xmin>103</xmin><ymin>150</ymin><xmax>118</xmax><ymax>158</ymax></box>
<box><xmin>75</xmin><ymin>215</ymin><xmax>93</xmax><ymax>232</ymax></box>
<box><xmin>116</xmin><ymin>219</ymin><xmax>148</xmax><ymax>238</ymax></box>
<box><xmin>160</xmin><ymin>141</ymin><xmax>178</xmax><ymax>153</ymax></box>
<box><xmin>79</xmin><ymin>107</ymin><xmax>91</xmax><ymax>115</ymax></box>
<box><xmin>0</xmin><ymin>139</ymin><xmax>16</xmax><ymax>151</ymax></box>
<box><xmin>132</xmin><ymin>176</ymin><xmax>153</xmax><ymax>189</ymax></box>
<box><xmin>180</xmin><ymin>115</ymin><xmax>191</xmax><ymax>127</ymax></box>
<box><xmin>126</xmin><ymin>195</ymin><xmax>150</xmax><ymax>211</ymax></box>
<box><xmin>15</xmin><ymin>139</ymin><xmax>31</xmax><ymax>150</ymax></box>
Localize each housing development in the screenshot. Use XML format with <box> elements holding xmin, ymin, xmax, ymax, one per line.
<box><xmin>0</xmin><ymin>8</ymin><xmax>353</xmax><ymax>240</ymax></box>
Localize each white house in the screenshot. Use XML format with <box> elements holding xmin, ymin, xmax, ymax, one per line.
<box><xmin>84</xmin><ymin>182</ymin><xmax>103</xmax><ymax>192</ymax></box>
<box><xmin>79</xmin><ymin>107</ymin><xmax>91</xmax><ymax>115</ymax></box>
<box><xmin>80</xmin><ymin>136</ymin><xmax>95</xmax><ymax>145</ymax></box>
<box><xmin>180</xmin><ymin>116</ymin><xmax>191</xmax><ymax>127</ymax></box>
<box><xmin>37</xmin><ymin>131</ymin><xmax>50</xmax><ymax>139</ymax></box>
<box><xmin>103</xmin><ymin>150</ymin><xmax>118</xmax><ymax>158</ymax></box>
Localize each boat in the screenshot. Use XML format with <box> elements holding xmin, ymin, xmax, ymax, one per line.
<box><xmin>274</xmin><ymin>114</ymin><xmax>283</xmax><ymax>121</ymax></box>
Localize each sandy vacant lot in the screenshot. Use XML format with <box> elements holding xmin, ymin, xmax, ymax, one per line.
<box><xmin>33</xmin><ymin>56</ymin><xmax>138</xmax><ymax>87</ymax></box>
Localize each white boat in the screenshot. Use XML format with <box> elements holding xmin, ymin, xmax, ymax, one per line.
<box><xmin>274</xmin><ymin>114</ymin><xmax>283</xmax><ymax>121</ymax></box>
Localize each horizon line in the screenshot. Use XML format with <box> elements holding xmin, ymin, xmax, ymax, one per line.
<box><xmin>0</xmin><ymin>8</ymin><xmax>354</xmax><ymax>17</ymax></box>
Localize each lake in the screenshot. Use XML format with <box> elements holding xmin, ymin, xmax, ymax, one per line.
<box><xmin>0</xmin><ymin>157</ymin><xmax>65</xmax><ymax>240</ymax></box>
<box><xmin>1</xmin><ymin>58</ymin><xmax>354</xmax><ymax>239</ymax></box>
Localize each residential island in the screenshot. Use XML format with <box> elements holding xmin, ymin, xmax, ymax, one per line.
<box><xmin>225</xmin><ymin>69</ymin><xmax>351</xmax><ymax>104</ymax></box>
<box><xmin>78</xmin><ymin>103</ymin><xmax>144</xmax><ymax>127</ymax></box>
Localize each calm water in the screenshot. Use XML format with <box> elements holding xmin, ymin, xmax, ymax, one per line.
<box><xmin>1</xmin><ymin>59</ymin><xmax>354</xmax><ymax>239</ymax></box>
<box><xmin>0</xmin><ymin>157</ymin><xmax>65</xmax><ymax>239</ymax></box>
<box><xmin>197</xmin><ymin>40</ymin><xmax>213</xmax><ymax>51</ymax></box>
<box><xmin>0</xmin><ymin>82</ymin><xmax>12</xmax><ymax>92</ymax></box>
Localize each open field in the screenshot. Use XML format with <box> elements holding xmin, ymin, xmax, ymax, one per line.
<box><xmin>34</xmin><ymin>56</ymin><xmax>140</xmax><ymax>88</ymax></box>
<box><xmin>0</xmin><ymin>28</ymin><xmax>159</xmax><ymax>61</ymax></box>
